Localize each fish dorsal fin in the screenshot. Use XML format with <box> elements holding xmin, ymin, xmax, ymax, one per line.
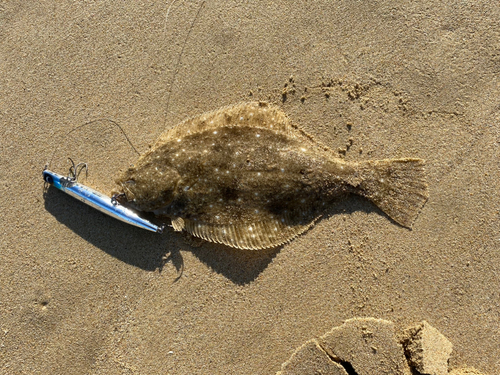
<box><xmin>154</xmin><ymin>102</ymin><xmax>302</xmax><ymax>147</ymax></box>
<box><xmin>173</xmin><ymin>215</ymin><xmax>320</xmax><ymax>250</ymax></box>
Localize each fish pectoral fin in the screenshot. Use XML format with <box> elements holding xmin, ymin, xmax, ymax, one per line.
<box><xmin>171</xmin><ymin>217</ymin><xmax>185</xmax><ymax>232</ymax></box>
<box><xmin>182</xmin><ymin>216</ymin><xmax>320</xmax><ymax>250</ymax></box>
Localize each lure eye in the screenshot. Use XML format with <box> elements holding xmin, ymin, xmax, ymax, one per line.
<box><xmin>43</xmin><ymin>173</ymin><xmax>53</xmax><ymax>184</ymax></box>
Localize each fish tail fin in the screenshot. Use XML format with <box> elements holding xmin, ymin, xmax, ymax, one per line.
<box><xmin>356</xmin><ymin>158</ymin><xmax>428</xmax><ymax>227</ymax></box>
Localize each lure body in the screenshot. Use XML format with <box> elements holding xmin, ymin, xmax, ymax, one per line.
<box><xmin>43</xmin><ymin>169</ymin><xmax>163</xmax><ymax>233</ymax></box>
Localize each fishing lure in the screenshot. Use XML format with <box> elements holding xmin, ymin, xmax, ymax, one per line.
<box><xmin>43</xmin><ymin>160</ymin><xmax>164</xmax><ymax>233</ymax></box>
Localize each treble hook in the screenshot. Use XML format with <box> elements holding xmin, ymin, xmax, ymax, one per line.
<box><xmin>67</xmin><ymin>158</ymin><xmax>88</xmax><ymax>182</ymax></box>
<box><xmin>111</xmin><ymin>193</ymin><xmax>126</xmax><ymax>206</ymax></box>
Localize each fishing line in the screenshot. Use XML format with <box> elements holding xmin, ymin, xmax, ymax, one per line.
<box><xmin>46</xmin><ymin>1</ymin><xmax>205</xmax><ymax>173</ymax></box>
<box><xmin>45</xmin><ymin>118</ymin><xmax>140</xmax><ymax>171</ymax></box>
<box><xmin>163</xmin><ymin>0</ymin><xmax>206</xmax><ymax>127</ymax></box>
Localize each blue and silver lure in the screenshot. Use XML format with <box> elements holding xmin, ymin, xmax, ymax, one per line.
<box><xmin>43</xmin><ymin>161</ymin><xmax>164</xmax><ymax>233</ymax></box>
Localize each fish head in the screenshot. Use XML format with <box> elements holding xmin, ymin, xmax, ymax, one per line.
<box><xmin>114</xmin><ymin>161</ymin><xmax>180</xmax><ymax>212</ymax></box>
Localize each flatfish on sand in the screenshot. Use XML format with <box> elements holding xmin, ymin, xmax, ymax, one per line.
<box><xmin>114</xmin><ymin>102</ymin><xmax>428</xmax><ymax>250</ymax></box>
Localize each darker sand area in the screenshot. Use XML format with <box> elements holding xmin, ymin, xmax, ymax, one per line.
<box><xmin>1</xmin><ymin>1</ymin><xmax>499</xmax><ymax>374</ymax></box>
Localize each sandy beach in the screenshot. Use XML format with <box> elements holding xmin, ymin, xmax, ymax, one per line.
<box><xmin>1</xmin><ymin>1</ymin><xmax>499</xmax><ymax>374</ymax></box>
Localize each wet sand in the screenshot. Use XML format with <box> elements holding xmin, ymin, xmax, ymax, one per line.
<box><xmin>1</xmin><ymin>1</ymin><xmax>499</xmax><ymax>374</ymax></box>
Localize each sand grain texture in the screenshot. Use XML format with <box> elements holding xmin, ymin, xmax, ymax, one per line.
<box><xmin>281</xmin><ymin>319</ymin><xmax>462</xmax><ymax>375</ymax></box>
<box><xmin>277</xmin><ymin>339</ymin><xmax>348</xmax><ymax>375</ymax></box>
<box><xmin>1</xmin><ymin>1</ymin><xmax>499</xmax><ymax>374</ymax></box>
<box><xmin>319</xmin><ymin>318</ymin><xmax>411</xmax><ymax>375</ymax></box>
<box><xmin>449</xmin><ymin>368</ymin><xmax>487</xmax><ymax>375</ymax></box>
<box><xmin>402</xmin><ymin>320</ymin><xmax>453</xmax><ymax>375</ymax></box>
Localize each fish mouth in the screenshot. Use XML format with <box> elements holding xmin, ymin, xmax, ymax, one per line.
<box><xmin>112</xmin><ymin>180</ymin><xmax>136</xmax><ymax>204</ymax></box>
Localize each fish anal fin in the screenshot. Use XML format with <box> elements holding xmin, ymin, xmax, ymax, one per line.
<box><xmin>182</xmin><ymin>217</ymin><xmax>319</xmax><ymax>250</ymax></box>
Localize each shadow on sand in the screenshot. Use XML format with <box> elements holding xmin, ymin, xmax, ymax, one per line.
<box><xmin>43</xmin><ymin>186</ymin><xmax>382</xmax><ymax>284</ymax></box>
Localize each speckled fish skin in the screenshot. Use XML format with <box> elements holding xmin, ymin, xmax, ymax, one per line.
<box><xmin>114</xmin><ymin>102</ymin><xmax>428</xmax><ymax>250</ymax></box>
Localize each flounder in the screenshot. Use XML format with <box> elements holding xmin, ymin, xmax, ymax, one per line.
<box><xmin>114</xmin><ymin>102</ymin><xmax>428</xmax><ymax>250</ymax></box>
